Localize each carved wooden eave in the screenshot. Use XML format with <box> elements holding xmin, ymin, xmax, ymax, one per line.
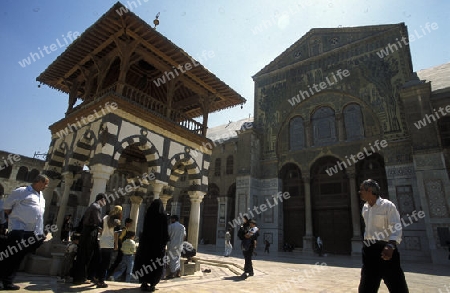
<box><xmin>36</xmin><ymin>1</ymin><xmax>246</xmax><ymax>120</ymax></box>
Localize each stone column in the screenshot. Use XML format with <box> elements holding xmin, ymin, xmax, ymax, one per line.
<box><xmin>160</xmin><ymin>193</ymin><xmax>172</xmax><ymax>212</ymax></box>
<box><xmin>89</xmin><ymin>165</ymin><xmax>114</xmax><ymax>204</ymax></box>
<box><xmin>56</xmin><ymin>172</ymin><xmax>74</xmax><ymax>239</ymax></box>
<box><xmin>337</xmin><ymin>112</ymin><xmax>345</xmax><ymax>142</ymax></box>
<box><xmin>43</xmin><ymin>178</ymin><xmax>61</xmax><ymax>224</ymax></box>
<box><xmin>9</xmin><ymin>166</ymin><xmax>20</xmax><ymax>181</ymax></box>
<box><xmin>187</xmin><ymin>191</ymin><xmax>205</xmax><ymax>250</ymax></box>
<box><xmin>349</xmin><ymin>172</ymin><xmax>362</xmax><ymax>254</ymax></box>
<box><xmin>152</xmin><ymin>181</ymin><xmax>167</xmax><ymax>200</ymax></box>
<box><xmin>305</xmin><ymin>121</ymin><xmax>312</xmax><ymax>147</ymax></box>
<box><xmin>303</xmin><ymin>175</ymin><xmax>314</xmax><ymax>253</ymax></box>
<box><xmin>129</xmin><ymin>195</ymin><xmax>143</xmax><ymax>233</ymax></box>
<box><xmin>216</xmin><ymin>196</ymin><xmax>229</xmax><ymax>251</ymax></box>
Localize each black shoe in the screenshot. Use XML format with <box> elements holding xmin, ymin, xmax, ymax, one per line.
<box><xmin>240</xmin><ymin>272</ymin><xmax>248</xmax><ymax>280</ymax></box>
<box><xmin>96</xmin><ymin>282</ymin><xmax>108</xmax><ymax>288</ymax></box>
<box><xmin>248</xmin><ymin>272</ymin><xmax>254</xmax><ymax>276</ymax></box>
<box><xmin>141</xmin><ymin>283</ymin><xmax>150</xmax><ymax>291</ymax></box>
<box><xmin>3</xmin><ymin>284</ymin><xmax>20</xmax><ymax>290</ymax></box>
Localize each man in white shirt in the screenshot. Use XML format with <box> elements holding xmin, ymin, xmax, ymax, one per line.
<box><xmin>358</xmin><ymin>179</ymin><xmax>409</xmax><ymax>293</ymax></box>
<box><xmin>0</xmin><ymin>174</ymin><xmax>49</xmax><ymax>291</ymax></box>
<box><xmin>167</xmin><ymin>215</ymin><xmax>186</xmax><ymax>279</ymax></box>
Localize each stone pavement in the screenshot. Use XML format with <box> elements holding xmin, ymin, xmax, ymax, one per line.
<box><xmin>5</xmin><ymin>245</ymin><xmax>450</xmax><ymax>292</ymax></box>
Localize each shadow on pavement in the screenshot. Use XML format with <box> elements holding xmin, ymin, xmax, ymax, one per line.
<box><xmin>222</xmin><ymin>275</ymin><xmax>246</xmax><ymax>282</ymax></box>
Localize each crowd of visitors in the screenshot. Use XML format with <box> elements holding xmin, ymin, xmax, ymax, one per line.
<box><xmin>0</xmin><ymin>173</ymin><xmax>414</xmax><ymax>292</ymax></box>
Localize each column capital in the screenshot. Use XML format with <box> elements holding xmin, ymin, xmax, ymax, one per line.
<box><xmin>348</xmin><ymin>172</ymin><xmax>356</xmax><ymax>179</ymax></box>
<box><xmin>303</xmin><ymin>174</ymin><xmax>311</xmax><ymax>182</ymax></box>
<box><xmin>160</xmin><ymin>194</ymin><xmax>172</xmax><ymax>208</ymax></box>
<box><xmin>188</xmin><ymin>191</ymin><xmax>205</xmax><ymax>203</ymax></box>
<box><xmin>90</xmin><ymin>164</ymin><xmax>115</xmax><ymax>179</ymax></box>
<box><xmin>152</xmin><ymin>181</ymin><xmax>168</xmax><ymax>192</ymax></box>
<box><xmin>130</xmin><ymin>195</ymin><xmax>143</xmax><ymax>205</ymax></box>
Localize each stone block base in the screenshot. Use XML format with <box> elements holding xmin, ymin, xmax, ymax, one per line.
<box><xmin>180</xmin><ymin>258</ymin><xmax>200</xmax><ymax>276</ymax></box>
<box><xmin>26</xmin><ymin>254</ymin><xmax>52</xmax><ymax>275</ymax></box>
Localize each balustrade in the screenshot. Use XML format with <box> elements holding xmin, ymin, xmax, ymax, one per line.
<box><xmin>66</xmin><ymin>82</ymin><xmax>204</xmax><ymax>135</ymax></box>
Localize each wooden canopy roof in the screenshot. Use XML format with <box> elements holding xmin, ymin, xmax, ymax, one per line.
<box><xmin>36</xmin><ymin>2</ymin><xmax>246</xmax><ymax>118</ymax></box>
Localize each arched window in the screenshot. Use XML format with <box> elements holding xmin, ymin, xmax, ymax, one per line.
<box><xmin>16</xmin><ymin>166</ymin><xmax>28</xmax><ymax>181</ymax></box>
<box><xmin>438</xmin><ymin>117</ymin><xmax>450</xmax><ymax>147</ymax></box>
<box><xmin>0</xmin><ymin>165</ymin><xmax>12</xmax><ymax>179</ymax></box>
<box><xmin>214</xmin><ymin>158</ymin><xmax>221</xmax><ymax>176</ymax></box>
<box><xmin>312</xmin><ymin>107</ymin><xmax>337</xmax><ymax>146</ymax></box>
<box><xmin>289</xmin><ymin>117</ymin><xmax>305</xmax><ymax>151</ymax></box>
<box><xmin>226</xmin><ymin>155</ymin><xmax>234</xmax><ymax>175</ymax></box>
<box><xmin>343</xmin><ymin>104</ymin><xmax>364</xmax><ymax>141</ymax></box>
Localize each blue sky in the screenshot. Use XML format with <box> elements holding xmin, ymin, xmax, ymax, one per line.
<box><xmin>0</xmin><ymin>0</ymin><xmax>449</xmax><ymax>158</ymax></box>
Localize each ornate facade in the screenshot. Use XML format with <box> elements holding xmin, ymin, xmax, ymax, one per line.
<box><xmin>205</xmin><ymin>24</ymin><xmax>450</xmax><ymax>264</ymax></box>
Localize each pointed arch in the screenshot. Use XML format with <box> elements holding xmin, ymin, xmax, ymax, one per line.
<box><xmin>113</xmin><ymin>134</ymin><xmax>161</xmax><ymax>178</ymax></box>
<box><xmin>167</xmin><ymin>152</ymin><xmax>204</xmax><ymax>191</ymax></box>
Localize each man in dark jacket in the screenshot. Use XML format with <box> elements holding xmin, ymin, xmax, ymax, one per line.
<box><xmin>72</xmin><ymin>193</ymin><xmax>106</xmax><ymax>284</ymax></box>
<box><xmin>241</xmin><ymin>219</ymin><xmax>259</xmax><ymax>279</ymax></box>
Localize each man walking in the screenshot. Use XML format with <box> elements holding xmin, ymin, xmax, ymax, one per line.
<box><xmin>1</xmin><ymin>174</ymin><xmax>49</xmax><ymax>290</ymax></box>
<box><xmin>241</xmin><ymin>219</ymin><xmax>259</xmax><ymax>279</ymax></box>
<box><xmin>167</xmin><ymin>215</ymin><xmax>186</xmax><ymax>279</ymax></box>
<box><xmin>72</xmin><ymin>193</ymin><xmax>107</xmax><ymax>285</ymax></box>
<box><xmin>358</xmin><ymin>179</ymin><xmax>409</xmax><ymax>293</ymax></box>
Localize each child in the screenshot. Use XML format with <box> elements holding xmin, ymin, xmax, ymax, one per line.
<box><xmin>112</xmin><ymin>231</ymin><xmax>137</xmax><ymax>283</ymax></box>
<box><xmin>60</xmin><ymin>233</ymin><xmax>80</xmax><ymax>282</ymax></box>
<box><xmin>247</xmin><ymin>225</ymin><xmax>259</xmax><ymax>256</ymax></box>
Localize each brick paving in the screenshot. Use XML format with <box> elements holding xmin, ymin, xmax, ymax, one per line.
<box><xmin>4</xmin><ymin>245</ymin><xmax>450</xmax><ymax>292</ymax></box>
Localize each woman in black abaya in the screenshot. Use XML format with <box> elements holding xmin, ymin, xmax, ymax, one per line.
<box><xmin>133</xmin><ymin>199</ymin><xmax>169</xmax><ymax>292</ymax></box>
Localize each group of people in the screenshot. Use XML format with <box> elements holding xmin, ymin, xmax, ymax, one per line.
<box><xmin>0</xmin><ymin>173</ymin><xmax>412</xmax><ymax>293</ymax></box>
<box><xmin>227</xmin><ymin>178</ymin><xmax>410</xmax><ymax>293</ymax></box>
<box><xmin>132</xmin><ymin>199</ymin><xmax>187</xmax><ymax>292</ymax></box>
<box><xmin>70</xmin><ymin>195</ymin><xmax>187</xmax><ymax>291</ymax></box>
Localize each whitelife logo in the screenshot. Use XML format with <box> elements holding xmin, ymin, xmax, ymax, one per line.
<box><xmin>413</xmin><ymin>105</ymin><xmax>450</xmax><ymax>130</ymax></box>
<box><xmin>18</xmin><ymin>31</ymin><xmax>80</xmax><ymax>68</ymax></box>
<box><xmin>152</xmin><ymin>50</ymin><xmax>215</xmax><ymax>87</ymax></box>
<box><xmin>325</xmin><ymin>140</ymin><xmax>388</xmax><ymax>176</ymax></box>
<box><xmin>56</xmin><ymin>102</ymin><xmax>118</xmax><ymax>138</ymax></box>
<box><xmin>376</xmin><ymin>22</ymin><xmax>438</xmax><ymax>59</ymax></box>
<box><xmin>287</xmin><ymin>69</ymin><xmax>350</xmax><ymax>106</ymax></box>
